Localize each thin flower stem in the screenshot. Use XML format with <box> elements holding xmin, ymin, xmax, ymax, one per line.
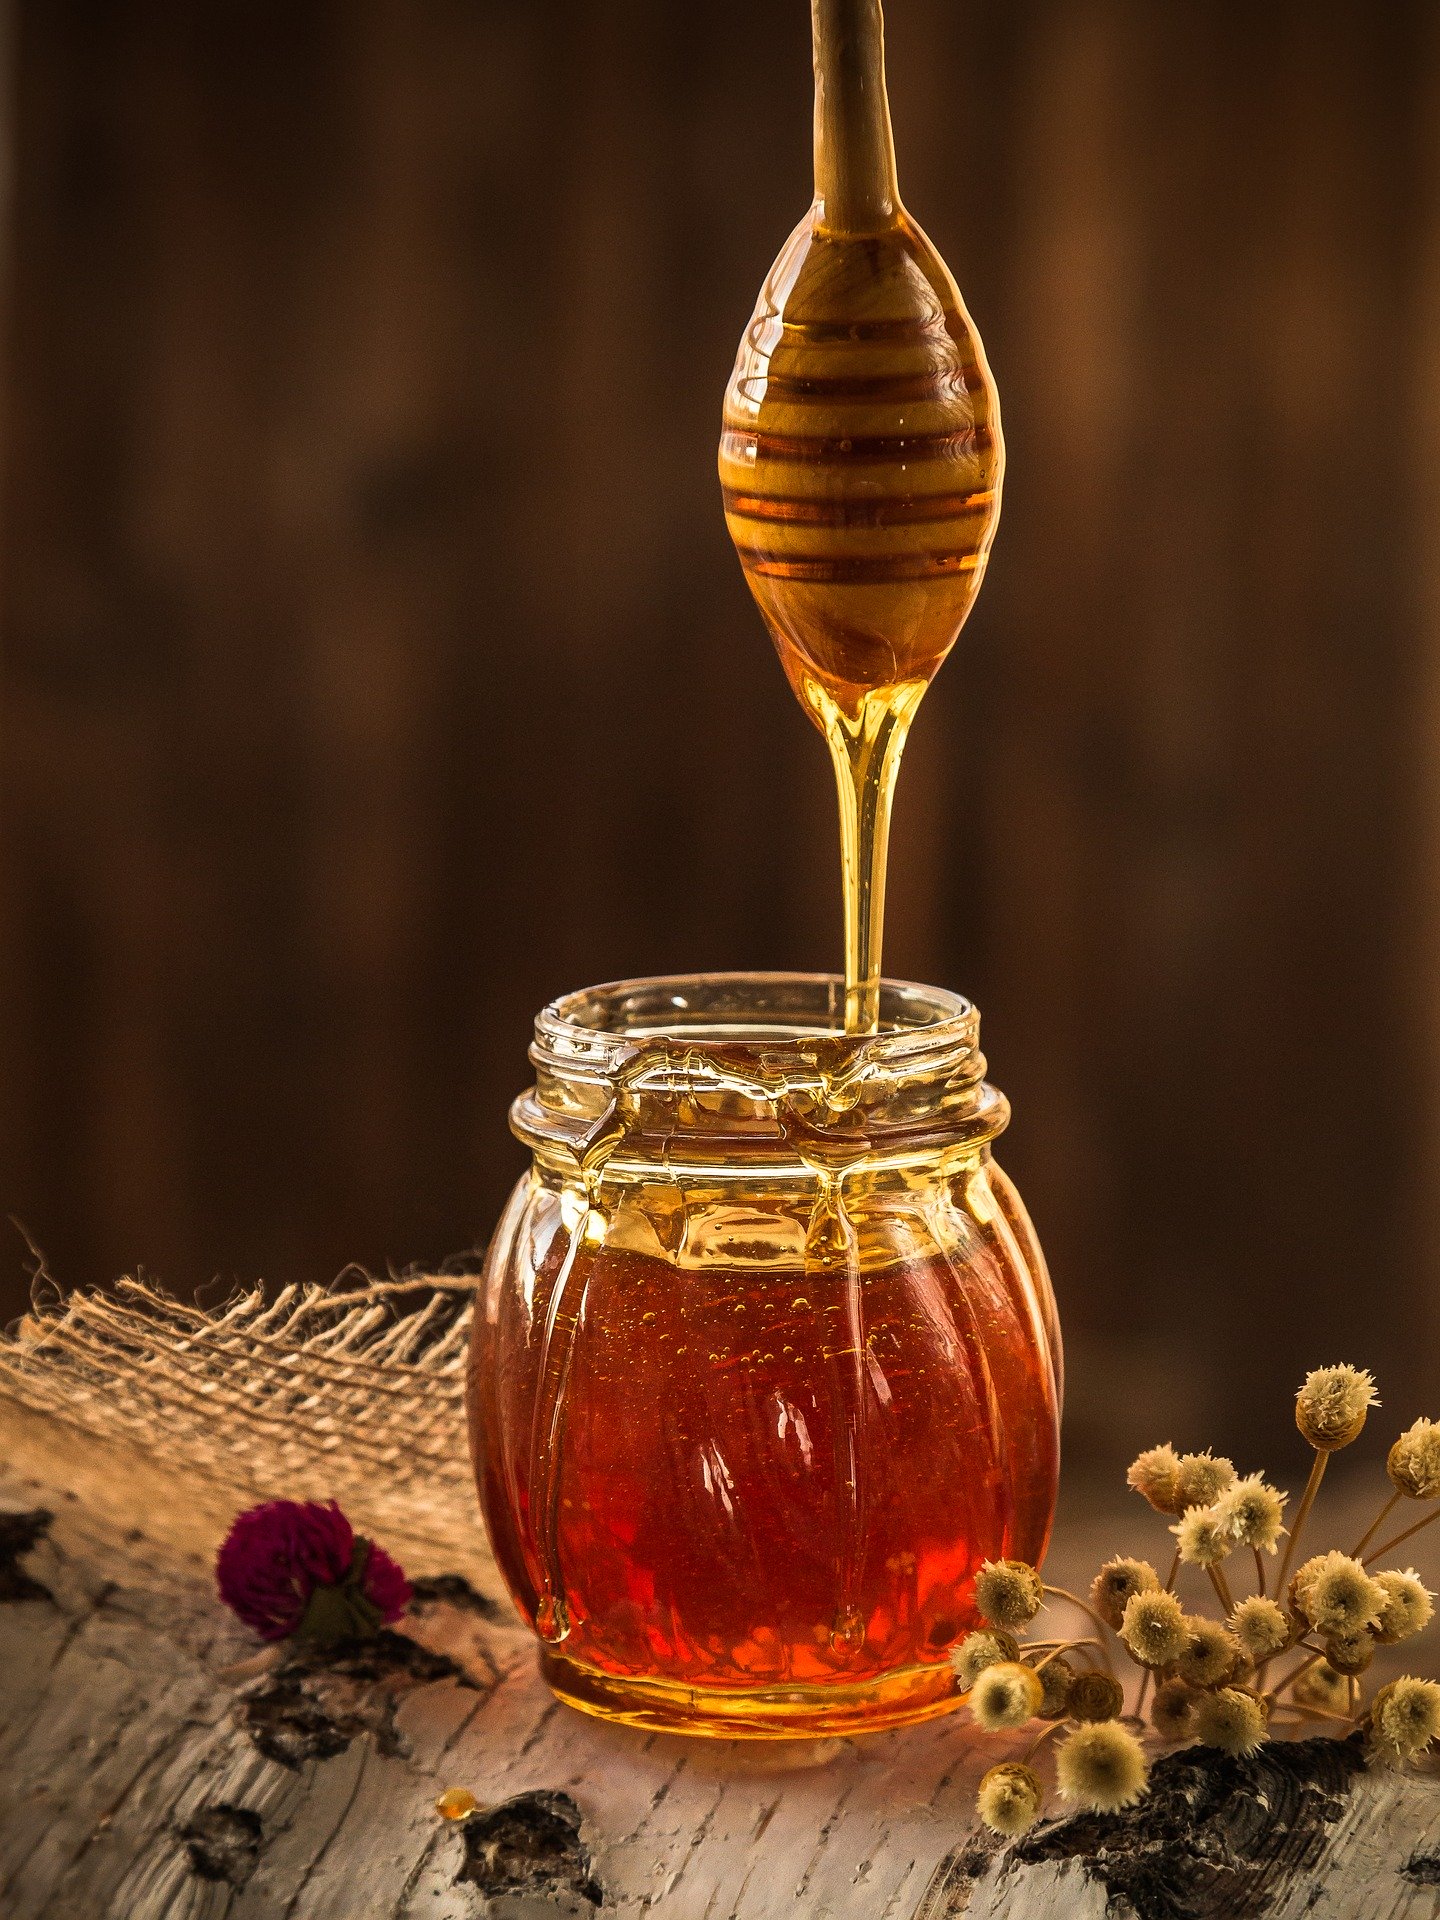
<box><xmin>1041</xmin><ymin>1588</ymin><xmax>1116</xmax><ymax>1676</ymax></box>
<box><xmin>1254</xmin><ymin>1620</ymin><xmax>1304</xmax><ymax>1696</ymax></box>
<box><xmin>1252</xmin><ymin>1548</ymin><xmax>1268</xmax><ymax>1600</ymax></box>
<box><xmin>1023</xmin><ymin>1719</ymin><xmax>1064</xmax><ymax>1765</ymax></box>
<box><xmin>1164</xmin><ymin>1549</ymin><xmax>1181</xmax><ymax>1594</ymax></box>
<box><xmin>1030</xmin><ymin>1640</ymin><xmax>1099</xmax><ymax>1674</ymax></box>
<box><xmin>1275</xmin><ymin>1450</ymin><xmax>1327</xmax><ymax>1594</ymax></box>
<box><xmin>1207</xmin><ymin>1564</ymin><xmax>1236</xmax><ymax>1614</ymax></box>
<box><xmin>1283</xmin><ymin>1638</ymin><xmax>1332</xmax><ymax>1665</ymax></box>
<box><xmin>1134</xmin><ymin>1665</ymin><xmax>1154</xmax><ymax>1724</ymax></box>
<box><xmin>1266</xmin><ymin>1646</ymin><xmax>1325</xmax><ymax>1705</ymax></box>
<box><xmin>1362</xmin><ymin>1505</ymin><xmax>1440</xmax><ymax>1567</ymax></box>
<box><xmin>1270</xmin><ymin>1701</ymin><xmax>1355</xmax><ymax>1726</ymax></box>
<box><xmin>1350</xmin><ymin>1491</ymin><xmax>1401</xmax><ymax>1562</ymax></box>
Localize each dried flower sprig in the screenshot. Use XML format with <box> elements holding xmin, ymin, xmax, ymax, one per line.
<box><xmin>976</xmin><ymin>1762</ymin><xmax>1043</xmax><ymax>1835</ymax></box>
<box><xmin>960</xmin><ymin>1365</ymin><xmax>1440</xmax><ymax>1839</ymax></box>
<box><xmin>1055</xmin><ymin>1720</ymin><xmax>1148</xmax><ymax>1810</ymax></box>
<box><xmin>974</xmin><ymin>1559</ymin><xmax>1044</xmax><ymax>1629</ymax></box>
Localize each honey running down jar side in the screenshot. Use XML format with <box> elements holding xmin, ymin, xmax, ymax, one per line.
<box><xmin>465</xmin><ymin>974</ymin><xmax>1060</xmax><ymax>1738</ymax></box>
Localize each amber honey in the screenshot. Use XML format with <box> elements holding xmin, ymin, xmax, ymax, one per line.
<box><xmin>467</xmin><ymin>975</ymin><xmax>1060</xmax><ymax>1737</ymax></box>
<box><xmin>473</xmin><ymin>1241</ymin><xmax>1056</xmax><ymax>1734</ymax></box>
<box><xmin>720</xmin><ymin>0</ymin><xmax>1002</xmax><ymax>1033</ymax></box>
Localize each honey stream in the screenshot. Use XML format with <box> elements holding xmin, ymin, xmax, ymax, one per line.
<box><xmin>525</xmin><ymin>0</ymin><xmax>1010</xmax><ymax>1680</ymax></box>
<box><xmin>719</xmin><ymin>0</ymin><xmax>1004</xmax><ymax>1035</ymax></box>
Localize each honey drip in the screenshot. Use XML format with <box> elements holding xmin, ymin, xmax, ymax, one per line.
<box><xmin>719</xmin><ymin>0</ymin><xmax>1004</xmax><ymax>1034</ymax></box>
<box><xmin>525</xmin><ymin>1099</ymin><xmax>630</xmax><ymax>1645</ymax></box>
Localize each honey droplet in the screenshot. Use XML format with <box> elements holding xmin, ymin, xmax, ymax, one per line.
<box><xmin>435</xmin><ymin>1788</ymin><xmax>479</xmax><ymax>1822</ymax></box>
<box><xmin>535</xmin><ymin>1593</ymin><xmax>571</xmax><ymax>1644</ymax></box>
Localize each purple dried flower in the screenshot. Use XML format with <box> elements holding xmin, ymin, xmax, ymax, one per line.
<box><xmin>216</xmin><ymin>1499</ymin><xmax>410</xmax><ymax>1644</ymax></box>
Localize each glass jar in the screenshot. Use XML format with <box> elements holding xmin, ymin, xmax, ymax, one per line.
<box><xmin>467</xmin><ymin>973</ymin><xmax>1060</xmax><ymax>1737</ymax></box>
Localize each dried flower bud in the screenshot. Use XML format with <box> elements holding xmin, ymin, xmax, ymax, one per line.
<box><xmin>1151</xmin><ymin>1678</ymin><xmax>1198</xmax><ymax>1743</ymax></box>
<box><xmin>1373</xmin><ymin>1569</ymin><xmax>1435</xmax><ymax>1644</ymax></box>
<box><xmin>1056</xmin><ymin>1720</ymin><xmax>1149</xmax><ymax>1811</ymax></box>
<box><xmin>1296</xmin><ymin>1551</ymin><xmax>1387</xmax><ymax>1638</ymax></box>
<box><xmin>1230</xmin><ymin>1596</ymin><xmax>1291</xmax><ymax>1663</ymax></box>
<box><xmin>1032</xmin><ymin>1653</ymin><xmax>1075</xmax><ymax>1719</ymax></box>
<box><xmin>1194</xmin><ymin>1686</ymin><xmax>1269</xmax><ymax>1755</ymax></box>
<box><xmin>1290</xmin><ymin>1555</ymin><xmax>1327</xmax><ymax>1615</ymax></box>
<box><xmin>1120</xmin><ymin>1588</ymin><xmax>1189</xmax><ymax>1668</ymax></box>
<box><xmin>1067</xmin><ymin>1670</ymin><xmax>1126</xmax><ymax>1722</ymax></box>
<box><xmin>1369</xmin><ymin>1676</ymin><xmax>1440</xmax><ymax>1763</ymax></box>
<box><xmin>1127</xmin><ymin>1444</ymin><xmax>1185</xmax><ymax>1515</ymax></box>
<box><xmin>1216</xmin><ymin>1474</ymin><xmax>1287</xmax><ymax>1554</ymax></box>
<box><xmin>1291</xmin><ymin>1659</ymin><xmax>1349</xmax><ymax>1713</ymax></box>
<box><xmin>974</xmin><ymin>1558</ymin><xmax>1044</xmax><ymax>1630</ymax></box>
<box><xmin>976</xmin><ymin>1762</ymin><xmax>1044</xmax><ymax>1837</ymax></box>
<box><xmin>1176</xmin><ymin>1617</ymin><xmax>1243</xmax><ymax>1688</ymax></box>
<box><xmin>951</xmin><ymin>1629</ymin><xmax>1019</xmax><ymax>1690</ymax></box>
<box><xmin>1323</xmin><ymin>1630</ymin><xmax>1374</xmax><ymax>1676</ymax></box>
<box><xmin>1295</xmin><ymin>1365</ymin><xmax>1378</xmax><ymax>1451</ymax></box>
<box><xmin>1091</xmin><ymin>1557</ymin><xmax>1160</xmax><ymax>1630</ymax></box>
<box><xmin>969</xmin><ymin>1661</ymin><xmax>1044</xmax><ymax>1731</ymax></box>
<box><xmin>1175</xmin><ymin>1453</ymin><xmax>1237</xmax><ymax>1510</ymax></box>
<box><xmin>1170</xmin><ymin>1506</ymin><xmax>1234</xmax><ymax>1569</ymax></box>
<box><xmin>215</xmin><ymin>1498</ymin><xmax>410</xmax><ymax>1644</ymax></box>
<box><xmin>1387</xmin><ymin>1419</ymin><xmax>1440</xmax><ymax>1501</ymax></box>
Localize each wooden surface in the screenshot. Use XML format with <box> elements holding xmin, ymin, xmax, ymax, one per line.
<box><xmin>3</xmin><ymin>2</ymin><xmax>1440</xmax><ymax>1472</ymax></box>
<box><xmin>5</xmin><ymin>1421</ymin><xmax>1440</xmax><ymax>1919</ymax></box>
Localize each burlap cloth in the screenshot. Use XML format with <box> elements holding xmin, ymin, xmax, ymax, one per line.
<box><xmin>0</xmin><ymin>1273</ymin><xmax>494</xmax><ymax>1582</ymax></box>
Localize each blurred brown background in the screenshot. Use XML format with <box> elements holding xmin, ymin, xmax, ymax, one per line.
<box><xmin>2</xmin><ymin>0</ymin><xmax>1439</xmax><ymax>1470</ymax></box>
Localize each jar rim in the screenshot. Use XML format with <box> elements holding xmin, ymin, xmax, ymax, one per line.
<box><xmin>533</xmin><ymin>970</ymin><xmax>976</xmax><ymax>1074</ymax></box>
<box><xmin>518</xmin><ymin>972</ymin><xmax>1001</xmax><ymax>1163</ymax></box>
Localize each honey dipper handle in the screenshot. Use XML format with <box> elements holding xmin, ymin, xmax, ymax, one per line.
<box><xmin>811</xmin><ymin>0</ymin><xmax>901</xmax><ymax>232</ymax></box>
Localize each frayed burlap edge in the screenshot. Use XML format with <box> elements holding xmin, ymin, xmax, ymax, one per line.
<box><xmin>0</xmin><ymin>1273</ymin><xmax>499</xmax><ymax>1584</ymax></box>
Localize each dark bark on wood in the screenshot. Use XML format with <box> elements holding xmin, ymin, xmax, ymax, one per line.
<box><xmin>236</xmin><ymin>1630</ymin><xmax>464</xmax><ymax>1771</ymax></box>
<box><xmin>0</xmin><ymin>1508</ymin><xmax>54</xmax><ymax>1603</ymax></box>
<box><xmin>455</xmin><ymin>1793</ymin><xmax>603</xmax><ymax>1910</ymax></box>
<box><xmin>179</xmin><ymin>1806</ymin><xmax>264</xmax><ymax>1890</ymax></box>
<box><xmin>992</xmin><ymin>1738</ymin><xmax>1365</xmax><ymax>1920</ymax></box>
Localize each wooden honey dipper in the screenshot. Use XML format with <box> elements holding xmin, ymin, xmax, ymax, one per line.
<box><xmin>719</xmin><ymin>0</ymin><xmax>1003</xmax><ymax>1034</ymax></box>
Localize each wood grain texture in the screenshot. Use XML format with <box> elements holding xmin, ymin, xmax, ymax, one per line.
<box><xmin>1</xmin><ymin>1</ymin><xmax>1439</xmax><ymax>1475</ymax></box>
